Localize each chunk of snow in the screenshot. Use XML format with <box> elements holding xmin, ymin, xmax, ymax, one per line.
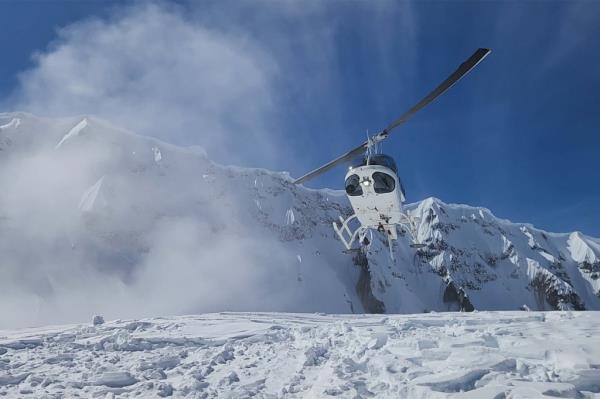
<box><xmin>93</xmin><ymin>371</ymin><xmax>137</xmax><ymax>388</ymax></box>
<box><xmin>55</xmin><ymin>118</ymin><xmax>88</xmax><ymax>149</ymax></box>
<box><xmin>0</xmin><ymin>373</ymin><xmax>30</xmax><ymax>386</ymax></box>
<box><xmin>153</xmin><ymin>146</ymin><xmax>162</xmax><ymax>163</ymax></box>
<box><xmin>220</xmin><ymin>371</ymin><xmax>239</xmax><ymax>385</ymax></box>
<box><xmin>304</xmin><ymin>345</ymin><xmax>329</xmax><ymax>366</ymax></box>
<box><xmin>417</xmin><ymin>339</ymin><xmax>438</xmax><ymax>350</ymax></box>
<box><xmin>368</xmin><ymin>333</ymin><xmax>388</xmax><ymax>350</ymax></box>
<box><xmin>545</xmin><ymin>348</ymin><xmax>590</xmax><ymax>370</ymax></box>
<box><xmin>144</xmin><ymin>369</ymin><xmax>167</xmax><ymax>380</ymax></box>
<box><xmin>157</xmin><ymin>382</ymin><xmax>173</xmax><ymax>397</ymax></box>
<box><xmin>214</xmin><ymin>346</ymin><xmax>235</xmax><ymax>364</ymax></box>
<box><xmin>138</xmin><ymin>355</ymin><xmax>180</xmax><ymax>371</ymax></box>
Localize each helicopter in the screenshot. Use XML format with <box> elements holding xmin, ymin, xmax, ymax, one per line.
<box><xmin>293</xmin><ymin>48</ymin><xmax>491</xmax><ymax>258</ymax></box>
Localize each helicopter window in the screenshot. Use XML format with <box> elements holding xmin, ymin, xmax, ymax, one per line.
<box><xmin>345</xmin><ymin>174</ymin><xmax>363</xmax><ymax>196</ymax></box>
<box><xmin>372</xmin><ymin>172</ymin><xmax>395</xmax><ymax>194</ymax></box>
<box><xmin>371</xmin><ymin>155</ymin><xmax>398</xmax><ymax>174</ymax></box>
<box><xmin>352</xmin><ymin>155</ymin><xmax>398</xmax><ymax>174</ymax></box>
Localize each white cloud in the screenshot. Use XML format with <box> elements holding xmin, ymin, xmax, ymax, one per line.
<box><xmin>7</xmin><ymin>2</ymin><xmax>280</xmax><ymax>167</ymax></box>
<box><xmin>0</xmin><ymin>2</ymin><xmax>342</xmax><ymax>328</ymax></box>
<box><xmin>0</xmin><ymin>114</ymin><xmax>309</xmax><ymax>328</ymax></box>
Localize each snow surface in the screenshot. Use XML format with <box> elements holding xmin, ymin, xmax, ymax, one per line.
<box><xmin>0</xmin><ymin>312</ymin><xmax>599</xmax><ymax>398</ymax></box>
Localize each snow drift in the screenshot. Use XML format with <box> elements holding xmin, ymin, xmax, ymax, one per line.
<box><xmin>1</xmin><ymin>113</ymin><xmax>599</xmax><ymax>328</ymax></box>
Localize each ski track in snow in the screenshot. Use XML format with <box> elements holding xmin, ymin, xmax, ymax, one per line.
<box><xmin>1</xmin><ymin>312</ymin><xmax>599</xmax><ymax>398</ymax></box>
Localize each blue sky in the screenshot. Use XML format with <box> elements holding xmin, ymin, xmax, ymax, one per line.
<box><xmin>1</xmin><ymin>1</ymin><xmax>599</xmax><ymax>236</ymax></box>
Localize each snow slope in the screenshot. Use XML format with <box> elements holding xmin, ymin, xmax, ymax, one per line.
<box><xmin>0</xmin><ymin>311</ymin><xmax>599</xmax><ymax>398</ymax></box>
<box><xmin>1</xmin><ymin>113</ymin><xmax>600</xmax><ymax>329</ymax></box>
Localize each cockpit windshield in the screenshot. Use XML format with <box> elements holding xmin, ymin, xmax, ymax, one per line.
<box><xmin>372</xmin><ymin>172</ymin><xmax>395</xmax><ymax>194</ymax></box>
<box><xmin>345</xmin><ymin>174</ymin><xmax>363</xmax><ymax>196</ymax></box>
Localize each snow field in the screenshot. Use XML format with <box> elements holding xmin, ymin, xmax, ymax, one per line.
<box><xmin>1</xmin><ymin>311</ymin><xmax>599</xmax><ymax>398</ymax></box>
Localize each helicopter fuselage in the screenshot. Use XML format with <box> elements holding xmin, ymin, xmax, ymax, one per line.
<box><xmin>344</xmin><ymin>164</ymin><xmax>405</xmax><ymax>232</ymax></box>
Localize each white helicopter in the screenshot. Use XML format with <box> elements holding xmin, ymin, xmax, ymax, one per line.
<box><xmin>294</xmin><ymin>48</ymin><xmax>491</xmax><ymax>258</ymax></box>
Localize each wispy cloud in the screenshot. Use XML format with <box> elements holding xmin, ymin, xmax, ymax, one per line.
<box><xmin>5</xmin><ymin>2</ymin><xmax>281</xmax><ymax>167</ymax></box>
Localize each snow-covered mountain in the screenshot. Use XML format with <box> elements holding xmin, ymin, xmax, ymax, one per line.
<box><xmin>1</xmin><ymin>113</ymin><xmax>599</xmax><ymax>328</ymax></box>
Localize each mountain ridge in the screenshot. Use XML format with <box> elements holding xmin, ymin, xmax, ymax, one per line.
<box><xmin>1</xmin><ymin>112</ymin><xmax>599</xmax><ymax>328</ymax></box>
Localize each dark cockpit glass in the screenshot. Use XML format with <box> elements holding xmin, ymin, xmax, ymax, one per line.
<box><xmin>352</xmin><ymin>154</ymin><xmax>398</xmax><ymax>174</ymax></box>
<box><xmin>372</xmin><ymin>172</ymin><xmax>396</xmax><ymax>194</ymax></box>
<box><xmin>345</xmin><ymin>174</ymin><xmax>363</xmax><ymax>196</ymax></box>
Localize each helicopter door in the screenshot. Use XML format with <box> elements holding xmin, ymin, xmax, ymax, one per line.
<box><xmin>370</xmin><ymin>171</ymin><xmax>404</xmax><ymax>226</ymax></box>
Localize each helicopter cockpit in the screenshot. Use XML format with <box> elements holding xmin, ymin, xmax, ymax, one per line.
<box><xmin>345</xmin><ymin>154</ymin><xmax>406</xmax><ymax>198</ymax></box>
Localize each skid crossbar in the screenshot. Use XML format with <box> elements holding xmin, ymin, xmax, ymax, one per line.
<box><xmin>333</xmin><ymin>215</ymin><xmax>367</xmax><ymax>250</ymax></box>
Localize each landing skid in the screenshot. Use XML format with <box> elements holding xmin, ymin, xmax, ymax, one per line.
<box><xmin>333</xmin><ymin>213</ymin><xmax>424</xmax><ymax>260</ymax></box>
<box><xmin>333</xmin><ymin>214</ymin><xmax>366</xmax><ymax>251</ymax></box>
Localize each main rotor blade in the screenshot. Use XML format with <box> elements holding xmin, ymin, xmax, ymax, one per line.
<box><xmin>382</xmin><ymin>48</ymin><xmax>491</xmax><ymax>135</ymax></box>
<box><xmin>293</xmin><ymin>48</ymin><xmax>491</xmax><ymax>185</ymax></box>
<box><xmin>293</xmin><ymin>142</ymin><xmax>368</xmax><ymax>184</ymax></box>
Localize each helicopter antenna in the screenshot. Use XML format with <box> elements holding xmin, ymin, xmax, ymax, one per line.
<box><xmin>365</xmin><ymin>129</ymin><xmax>372</xmax><ymax>165</ymax></box>
<box><xmin>293</xmin><ymin>48</ymin><xmax>491</xmax><ymax>185</ymax></box>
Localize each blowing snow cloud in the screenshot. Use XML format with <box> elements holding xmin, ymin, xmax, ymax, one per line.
<box><xmin>5</xmin><ymin>2</ymin><xmax>281</xmax><ymax>167</ymax></box>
